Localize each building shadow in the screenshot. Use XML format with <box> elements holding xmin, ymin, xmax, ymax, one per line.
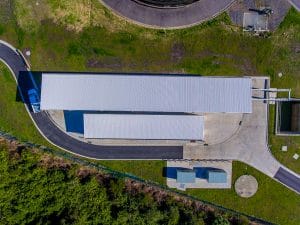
<box><xmin>63</xmin><ymin>110</ymin><xmax>84</xmax><ymax>134</ymax></box>
<box><xmin>16</xmin><ymin>71</ymin><xmax>42</xmax><ymax>104</ymax></box>
<box><xmin>163</xmin><ymin>166</ymin><xmax>225</xmax><ymax>179</ymax></box>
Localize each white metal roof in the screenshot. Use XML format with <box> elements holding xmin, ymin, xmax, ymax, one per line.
<box><xmin>83</xmin><ymin>114</ymin><xmax>204</xmax><ymax>140</ymax></box>
<box><xmin>41</xmin><ymin>73</ymin><xmax>252</xmax><ymax>113</ymax></box>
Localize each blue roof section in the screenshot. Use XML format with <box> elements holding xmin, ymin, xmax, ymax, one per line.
<box><xmin>208</xmin><ymin>170</ymin><xmax>227</xmax><ymax>183</ymax></box>
<box><xmin>176</xmin><ymin>169</ymin><xmax>196</xmax><ymax>183</ymax></box>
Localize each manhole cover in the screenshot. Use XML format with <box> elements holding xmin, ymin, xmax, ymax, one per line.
<box><xmin>235</xmin><ymin>175</ymin><xmax>258</xmax><ymax>198</ymax></box>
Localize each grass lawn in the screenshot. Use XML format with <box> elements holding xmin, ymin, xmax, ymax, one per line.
<box><xmin>0</xmin><ymin>1</ymin><xmax>300</xmax><ymax>224</ymax></box>
<box><xmin>187</xmin><ymin>161</ymin><xmax>300</xmax><ymax>225</ymax></box>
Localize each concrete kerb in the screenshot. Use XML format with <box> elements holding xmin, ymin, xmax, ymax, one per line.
<box><xmin>99</xmin><ymin>0</ymin><xmax>237</xmax><ymax>30</ymax></box>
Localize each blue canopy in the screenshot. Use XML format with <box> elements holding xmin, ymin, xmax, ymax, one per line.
<box><xmin>176</xmin><ymin>169</ymin><xmax>196</xmax><ymax>183</ymax></box>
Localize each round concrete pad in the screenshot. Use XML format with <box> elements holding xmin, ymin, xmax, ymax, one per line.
<box><xmin>101</xmin><ymin>0</ymin><xmax>235</xmax><ymax>28</ymax></box>
<box><xmin>235</xmin><ymin>175</ymin><xmax>258</xmax><ymax>198</ymax></box>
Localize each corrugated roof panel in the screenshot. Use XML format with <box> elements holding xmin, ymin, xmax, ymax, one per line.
<box><xmin>208</xmin><ymin>170</ymin><xmax>227</xmax><ymax>183</ymax></box>
<box><xmin>41</xmin><ymin>73</ymin><xmax>252</xmax><ymax>113</ymax></box>
<box><xmin>83</xmin><ymin>114</ymin><xmax>204</xmax><ymax>140</ymax></box>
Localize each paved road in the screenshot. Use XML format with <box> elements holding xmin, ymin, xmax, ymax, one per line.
<box><xmin>101</xmin><ymin>0</ymin><xmax>235</xmax><ymax>28</ymax></box>
<box><xmin>274</xmin><ymin>168</ymin><xmax>300</xmax><ymax>193</ymax></box>
<box><xmin>288</xmin><ymin>0</ymin><xmax>300</xmax><ymax>11</ymax></box>
<box><xmin>0</xmin><ymin>42</ymin><xmax>183</xmax><ymax>159</ymax></box>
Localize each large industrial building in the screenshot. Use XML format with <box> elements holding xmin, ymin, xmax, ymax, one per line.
<box><xmin>40</xmin><ymin>73</ymin><xmax>253</xmax><ymax>141</ymax></box>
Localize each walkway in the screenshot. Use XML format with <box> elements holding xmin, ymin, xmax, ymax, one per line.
<box><xmin>100</xmin><ymin>0</ymin><xmax>235</xmax><ymax>28</ymax></box>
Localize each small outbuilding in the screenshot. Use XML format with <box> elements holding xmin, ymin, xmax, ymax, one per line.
<box><xmin>84</xmin><ymin>114</ymin><xmax>204</xmax><ymax>140</ymax></box>
<box><xmin>207</xmin><ymin>170</ymin><xmax>227</xmax><ymax>183</ymax></box>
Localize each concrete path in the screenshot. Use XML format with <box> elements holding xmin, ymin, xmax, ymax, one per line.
<box><xmin>100</xmin><ymin>0</ymin><xmax>235</xmax><ymax>28</ymax></box>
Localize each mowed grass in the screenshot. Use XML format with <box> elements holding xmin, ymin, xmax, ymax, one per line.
<box><xmin>187</xmin><ymin>161</ymin><xmax>300</xmax><ymax>225</ymax></box>
<box><xmin>268</xmin><ymin>105</ymin><xmax>300</xmax><ymax>173</ymax></box>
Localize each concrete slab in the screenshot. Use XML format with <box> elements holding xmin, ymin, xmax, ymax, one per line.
<box><xmin>204</xmin><ymin>113</ymin><xmax>243</xmax><ymax>145</ymax></box>
<box><xmin>281</xmin><ymin>146</ymin><xmax>288</xmax><ymax>152</ymax></box>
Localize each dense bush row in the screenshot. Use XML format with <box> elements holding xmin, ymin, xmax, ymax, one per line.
<box><xmin>0</xmin><ymin>140</ymin><xmax>251</xmax><ymax>225</ymax></box>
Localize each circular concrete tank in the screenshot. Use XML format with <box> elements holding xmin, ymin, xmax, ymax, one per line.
<box><xmin>235</xmin><ymin>175</ymin><xmax>258</xmax><ymax>198</ymax></box>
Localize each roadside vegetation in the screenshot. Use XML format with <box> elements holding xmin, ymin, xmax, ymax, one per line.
<box><xmin>0</xmin><ymin>0</ymin><xmax>299</xmax><ymax>224</ymax></box>
<box><xmin>0</xmin><ymin>140</ymin><xmax>253</xmax><ymax>225</ymax></box>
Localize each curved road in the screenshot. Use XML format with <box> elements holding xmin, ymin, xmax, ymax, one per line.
<box><xmin>0</xmin><ymin>41</ymin><xmax>299</xmax><ymax>194</ymax></box>
<box><xmin>100</xmin><ymin>0</ymin><xmax>235</xmax><ymax>28</ymax></box>
<box><xmin>0</xmin><ymin>42</ymin><xmax>183</xmax><ymax>160</ymax></box>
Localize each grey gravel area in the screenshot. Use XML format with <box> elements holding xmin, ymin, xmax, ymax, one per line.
<box><xmin>228</xmin><ymin>0</ymin><xmax>291</xmax><ymax>30</ymax></box>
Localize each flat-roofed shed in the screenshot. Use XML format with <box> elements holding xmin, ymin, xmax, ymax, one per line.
<box><xmin>83</xmin><ymin>114</ymin><xmax>204</xmax><ymax>140</ymax></box>
<box><xmin>40</xmin><ymin>73</ymin><xmax>252</xmax><ymax>113</ymax></box>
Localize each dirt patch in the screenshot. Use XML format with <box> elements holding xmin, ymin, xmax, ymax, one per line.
<box><xmin>292</xmin><ymin>43</ymin><xmax>300</xmax><ymax>54</ymax></box>
<box><xmin>0</xmin><ymin>0</ymin><xmax>14</xmax><ymax>24</ymax></box>
<box><xmin>7</xmin><ymin>140</ymin><xmax>26</xmax><ymax>160</ymax></box>
<box><xmin>86</xmin><ymin>57</ymin><xmax>123</xmax><ymax>69</ymax></box>
<box><xmin>171</xmin><ymin>42</ymin><xmax>185</xmax><ymax>63</ymax></box>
